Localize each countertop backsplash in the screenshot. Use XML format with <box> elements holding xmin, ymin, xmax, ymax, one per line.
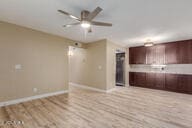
<box><xmin>129</xmin><ymin>64</ymin><xmax>192</xmax><ymax>75</ymax></box>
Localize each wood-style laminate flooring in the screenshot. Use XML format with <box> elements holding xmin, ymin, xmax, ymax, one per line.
<box><xmin>0</xmin><ymin>86</ymin><xmax>192</xmax><ymax>128</ymax></box>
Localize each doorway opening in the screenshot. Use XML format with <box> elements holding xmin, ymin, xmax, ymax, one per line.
<box><xmin>116</xmin><ymin>51</ymin><xmax>125</xmax><ymax>86</ymax></box>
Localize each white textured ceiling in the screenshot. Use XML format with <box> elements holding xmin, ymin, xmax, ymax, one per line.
<box><xmin>1</xmin><ymin>0</ymin><xmax>192</xmax><ymax>46</ymax></box>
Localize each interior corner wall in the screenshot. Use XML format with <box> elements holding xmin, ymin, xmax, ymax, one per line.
<box><xmin>69</xmin><ymin>39</ymin><xmax>128</xmax><ymax>91</ymax></box>
<box><xmin>69</xmin><ymin>39</ymin><xmax>107</xmax><ymax>90</ymax></box>
<box><xmin>0</xmin><ymin>21</ymin><xmax>76</xmax><ymax>102</ymax></box>
<box><xmin>69</xmin><ymin>46</ymin><xmax>88</xmax><ymax>85</ymax></box>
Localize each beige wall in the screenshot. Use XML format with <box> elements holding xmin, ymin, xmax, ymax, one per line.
<box><xmin>69</xmin><ymin>39</ymin><xmax>107</xmax><ymax>90</ymax></box>
<box><xmin>69</xmin><ymin>39</ymin><xmax>128</xmax><ymax>90</ymax></box>
<box><xmin>0</xmin><ymin>21</ymin><xmax>128</xmax><ymax>103</ymax></box>
<box><xmin>69</xmin><ymin>46</ymin><xmax>88</xmax><ymax>84</ymax></box>
<box><xmin>0</xmin><ymin>21</ymin><xmax>77</xmax><ymax>102</ymax></box>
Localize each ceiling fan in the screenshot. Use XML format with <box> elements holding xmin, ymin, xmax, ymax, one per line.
<box><xmin>58</xmin><ymin>7</ymin><xmax>112</xmax><ymax>33</ymax></box>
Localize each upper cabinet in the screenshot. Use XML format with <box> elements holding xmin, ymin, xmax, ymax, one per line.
<box><xmin>129</xmin><ymin>48</ymin><xmax>134</xmax><ymax>64</ymax></box>
<box><xmin>146</xmin><ymin>46</ymin><xmax>156</xmax><ymax>64</ymax></box>
<box><xmin>155</xmin><ymin>45</ymin><xmax>166</xmax><ymax>64</ymax></box>
<box><xmin>165</xmin><ymin>42</ymin><xmax>179</xmax><ymax>64</ymax></box>
<box><xmin>129</xmin><ymin>39</ymin><xmax>192</xmax><ymax>64</ymax></box>
<box><xmin>178</xmin><ymin>41</ymin><xmax>189</xmax><ymax>64</ymax></box>
<box><xmin>146</xmin><ymin>44</ymin><xmax>165</xmax><ymax>64</ymax></box>
<box><xmin>189</xmin><ymin>40</ymin><xmax>192</xmax><ymax>63</ymax></box>
<box><xmin>129</xmin><ymin>46</ymin><xmax>146</xmax><ymax>64</ymax></box>
<box><xmin>177</xmin><ymin>40</ymin><xmax>192</xmax><ymax>64</ymax></box>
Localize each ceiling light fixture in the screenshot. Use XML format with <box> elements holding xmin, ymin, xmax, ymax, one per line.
<box><xmin>81</xmin><ymin>21</ymin><xmax>91</xmax><ymax>28</ymax></box>
<box><xmin>144</xmin><ymin>39</ymin><xmax>154</xmax><ymax>47</ymax></box>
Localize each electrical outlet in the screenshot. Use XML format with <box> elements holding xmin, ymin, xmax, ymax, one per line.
<box><xmin>33</xmin><ymin>88</ymin><xmax>38</xmax><ymax>93</ymax></box>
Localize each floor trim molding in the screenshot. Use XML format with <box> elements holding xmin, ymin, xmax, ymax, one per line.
<box><xmin>69</xmin><ymin>82</ymin><xmax>116</xmax><ymax>93</ymax></box>
<box><xmin>106</xmin><ymin>88</ymin><xmax>117</xmax><ymax>93</ymax></box>
<box><xmin>0</xmin><ymin>90</ymin><xmax>68</xmax><ymax>107</ymax></box>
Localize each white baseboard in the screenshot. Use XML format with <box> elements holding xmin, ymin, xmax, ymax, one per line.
<box><xmin>106</xmin><ymin>88</ymin><xmax>117</xmax><ymax>93</ymax></box>
<box><xmin>126</xmin><ymin>84</ymin><xmax>130</xmax><ymax>87</ymax></box>
<box><xmin>69</xmin><ymin>82</ymin><xmax>117</xmax><ymax>93</ymax></box>
<box><xmin>0</xmin><ymin>90</ymin><xmax>68</xmax><ymax>107</ymax></box>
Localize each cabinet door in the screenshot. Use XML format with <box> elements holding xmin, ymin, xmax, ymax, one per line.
<box><xmin>135</xmin><ymin>72</ymin><xmax>146</xmax><ymax>87</ymax></box>
<box><xmin>146</xmin><ymin>47</ymin><xmax>156</xmax><ymax>64</ymax></box>
<box><xmin>135</xmin><ymin>47</ymin><xmax>146</xmax><ymax>64</ymax></box>
<box><xmin>178</xmin><ymin>41</ymin><xmax>190</xmax><ymax>64</ymax></box>
<box><xmin>165</xmin><ymin>74</ymin><xmax>178</xmax><ymax>92</ymax></box>
<box><xmin>155</xmin><ymin>45</ymin><xmax>165</xmax><ymax>64</ymax></box>
<box><xmin>146</xmin><ymin>73</ymin><xmax>156</xmax><ymax>88</ymax></box>
<box><xmin>129</xmin><ymin>72</ymin><xmax>135</xmax><ymax>86</ymax></box>
<box><xmin>146</xmin><ymin>45</ymin><xmax>165</xmax><ymax>64</ymax></box>
<box><xmin>189</xmin><ymin>41</ymin><xmax>192</xmax><ymax>63</ymax></box>
<box><xmin>189</xmin><ymin>75</ymin><xmax>192</xmax><ymax>94</ymax></box>
<box><xmin>129</xmin><ymin>48</ymin><xmax>135</xmax><ymax>64</ymax></box>
<box><xmin>155</xmin><ymin>73</ymin><xmax>165</xmax><ymax>90</ymax></box>
<box><xmin>165</xmin><ymin>43</ymin><xmax>179</xmax><ymax>64</ymax></box>
<box><xmin>177</xmin><ymin>75</ymin><xmax>189</xmax><ymax>93</ymax></box>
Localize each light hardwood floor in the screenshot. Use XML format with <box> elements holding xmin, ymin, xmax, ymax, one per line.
<box><xmin>0</xmin><ymin>86</ymin><xmax>192</xmax><ymax>128</ymax></box>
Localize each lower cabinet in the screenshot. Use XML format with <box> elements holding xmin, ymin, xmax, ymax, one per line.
<box><xmin>189</xmin><ymin>75</ymin><xmax>192</xmax><ymax>94</ymax></box>
<box><xmin>145</xmin><ymin>73</ymin><xmax>156</xmax><ymax>88</ymax></box>
<box><xmin>135</xmin><ymin>72</ymin><xmax>146</xmax><ymax>87</ymax></box>
<box><xmin>129</xmin><ymin>72</ymin><xmax>192</xmax><ymax>94</ymax></box>
<box><xmin>129</xmin><ymin>72</ymin><xmax>135</xmax><ymax>86</ymax></box>
<box><xmin>155</xmin><ymin>73</ymin><xmax>165</xmax><ymax>89</ymax></box>
<box><xmin>165</xmin><ymin>74</ymin><xmax>178</xmax><ymax>92</ymax></box>
<box><xmin>177</xmin><ymin>75</ymin><xmax>190</xmax><ymax>93</ymax></box>
<box><xmin>129</xmin><ymin>72</ymin><xmax>146</xmax><ymax>87</ymax></box>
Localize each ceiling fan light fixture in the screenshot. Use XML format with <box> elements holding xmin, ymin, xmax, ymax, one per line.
<box><xmin>81</xmin><ymin>21</ymin><xmax>91</xmax><ymax>28</ymax></box>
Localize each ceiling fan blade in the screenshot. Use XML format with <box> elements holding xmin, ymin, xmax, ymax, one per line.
<box><xmin>87</xmin><ymin>7</ymin><xmax>102</xmax><ymax>21</ymax></box>
<box><xmin>63</xmin><ymin>22</ymin><xmax>80</xmax><ymax>27</ymax></box>
<box><xmin>91</xmin><ymin>21</ymin><xmax>112</xmax><ymax>27</ymax></box>
<box><xmin>58</xmin><ymin>10</ymin><xmax>80</xmax><ymax>21</ymax></box>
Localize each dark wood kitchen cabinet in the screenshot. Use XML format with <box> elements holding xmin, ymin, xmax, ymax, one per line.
<box><xmin>130</xmin><ymin>72</ymin><xmax>192</xmax><ymax>94</ymax></box>
<box><xmin>145</xmin><ymin>73</ymin><xmax>165</xmax><ymax>90</ymax></box>
<box><xmin>165</xmin><ymin>42</ymin><xmax>179</xmax><ymax>64</ymax></box>
<box><xmin>156</xmin><ymin>45</ymin><xmax>166</xmax><ymax>64</ymax></box>
<box><xmin>129</xmin><ymin>47</ymin><xmax>146</xmax><ymax>64</ymax></box>
<box><xmin>129</xmin><ymin>72</ymin><xmax>146</xmax><ymax>87</ymax></box>
<box><xmin>164</xmin><ymin>40</ymin><xmax>192</xmax><ymax>64</ymax></box>
<box><xmin>178</xmin><ymin>41</ymin><xmax>191</xmax><ymax>64</ymax></box>
<box><xmin>145</xmin><ymin>73</ymin><xmax>156</xmax><ymax>88</ymax></box>
<box><xmin>129</xmin><ymin>48</ymin><xmax>135</xmax><ymax>64</ymax></box>
<box><xmin>129</xmin><ymin>72</ymin><xmax>135</xmax><ymax>85</ymax></box>
<box><xmin>177</xmin><ymin>75</ymin><xmax>190</xmax><ymax>93</ymax></box>
<box><xmin>189</xmin><ymin>40</ymin><xmax>192</xmax><ymax>63</ymax></box>
<box><xmin>146</xmin><ymin>46</ymin><xmax>156</xmax><ymax>64</ymax></box>
<box><xmin>135</xmin><ymin>72</ymin><xmax>146</xmax><ymax>87</ymax></box>
<box><xmin>155</xmin><ymin>73</ymin><xmax>165</xmax><ymax>89</ymax></box>
<box><xmin>189</xmin><ymin>75</ymin><xmax>192</xmax><ymax>94</ymax></box>
<box><xmin>146</xmin><ymin>45</ymin><xmax>165</xmax><ymax>64</ymax></box>
<box><xmin>129</xmin><ymin>39</ymin><xmax>192</xmax><ymax>64</ymax></box>
<box><xmin>165</xmin><ymin>74</ymin><xmax>178</xmax><ymax>92</ymax></box>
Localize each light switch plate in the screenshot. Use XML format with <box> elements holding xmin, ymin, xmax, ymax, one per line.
<box><xmin>15</xmin><ymin>64</ymin><xmax>22</xmax><ymax>70</ymax></box>
<box><xmin>33</xmin><ymin>88</ymin><xmax>38</xmax><ymax>93</ymax></box>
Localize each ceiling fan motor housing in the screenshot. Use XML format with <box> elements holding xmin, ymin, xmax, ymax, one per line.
<box><xmin>81</xmin><ymin>10</ymin><xmax>90</xmax><ymax>21</ymax></box>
